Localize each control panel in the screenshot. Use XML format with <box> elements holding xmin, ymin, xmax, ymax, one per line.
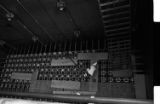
<box><xmin>0</xmin><ymin>51</ymin><xmax>108</xmax><ymax>96</ymax></box>
<box><xmin>0</xmin><ymin>40</ymin><xmax>135</xmax><ymax>101</ymax></box>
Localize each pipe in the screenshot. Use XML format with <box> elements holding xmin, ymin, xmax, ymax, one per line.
<box><xmin>16</xmin><ymin>19</ymin><xmax>44</xmax><ymax>45</ymax></box>
<box><xmin>0</xmin><ymin>4</ymin><xmax>44</xmax><ymax>45</ymax></box>
<box><xmin>0</xmin><ymin>4</ymin><xmax>10</xmax><ymax>14</ymax></box>
<box><xmin>37</xmin><ymin>0</ymin><xmax>66</xmax><ymax>39</ymax></box>
<box><xmin>0</xmin><ymin>91</ymin><xmax>153</xmax><ymax>104</ymax></box>
<box><xmin>17</xmin><ymin>0</ymin><xmax>54</xmax><ymax>41</ymax></box>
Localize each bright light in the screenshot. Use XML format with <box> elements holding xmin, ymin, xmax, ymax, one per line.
<box><xmin>153</xmin><ymin>0</ymin><xmax>160</xmax><ymax>22</ymax></box>
<box><xmin>154</xmin><ymin>86</ymin><xmax>160</xmax><ymax>104</ymax></box>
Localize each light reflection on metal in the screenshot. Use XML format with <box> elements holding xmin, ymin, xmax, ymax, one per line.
<box><xmin>57</xmin><ymin>0</ymin><xmax>66</xmax><ymax>11</ymax></box>
<box><xmin>0</xmin><ymin>4</ymin><xmax>14</xmax><ymax>21</ymax></box>
<box><xmin>74</xmin><ymin>29</ymin><xmax>80</xmax><ymax>37</ymax></box>
<box><xmin>0</xmin><ymin>91</ymin><xmax>153</xmax><ymax>104</ymax></box>
<box><xmin>6</xmin><ymin>12</ymin><xmax>14</xmax><ymax>21</ymax></box>
<box><xmin>32</xmin><ymin>36</ymin><xmax>39</xmax><ymax>42</ymax></box>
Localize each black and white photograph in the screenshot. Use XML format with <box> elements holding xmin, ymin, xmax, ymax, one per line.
<box><xmin>0</xmin><ymin>0</ymin><xmax>158</xmax><ymax>104</ymax></box>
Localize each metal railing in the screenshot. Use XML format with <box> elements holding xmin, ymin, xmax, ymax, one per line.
<box><xmin>0</xmin><ymin>91</ymin><xmax>153</xmax><ymax>104</ymax></box>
